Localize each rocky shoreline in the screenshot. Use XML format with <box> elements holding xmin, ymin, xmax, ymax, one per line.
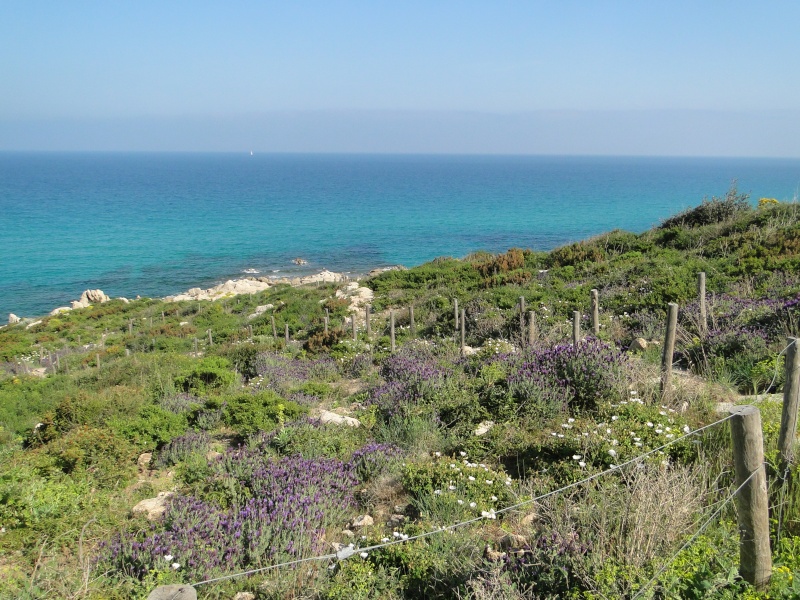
<box><xmin>6</xmin><ymin>265</ymin><xmax>405</xmax><ymax>325</ymax></box>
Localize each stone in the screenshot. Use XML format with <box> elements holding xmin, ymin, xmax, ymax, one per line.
<box><xmin>8</xmin><ymin>313</ymin><xmax>20</xmax><ymax>324</ymax></box>
<box><xmin>498</xmin><ymin>533</ymin><xmax>528</xmax><ymax>550</ymax></box>
<box><xmin>474</xmin><ymin>420</ymin><xmax>495</xmax><ymax>436</ymax></box>
<box><xmin>351</xmin><ymin>514</ymin><xmax>374</xmax><ymax>529</ymax></box>
<box><xmin>341</xmin><ymin>529</ymin><xmax>355</xmax><ymax>538</ymax></box>
<box><xmin>49</xmin><ymin>306</ymin><xmax>72</xmax><ymax>316</ymax></box>
<box><xmin>137</xmin><ymin>452</ymin><xmax>152</xmax><ymax>470</ymax></box>
<box><xmin>520</xmin><ymin>512</ymin><xmax>538</xmax><ymax>527</ymax></box>
<box><xmin>317</xmin><ymin>409</ymin><xmax>361</xmax><ymax>428</ymax></box>
<box><xmin>389</xmin><ymin>514</ymin><xmax>405</xmax><ymax>525</ymax></box>
<box><xmin>233</xmin><ymin>593</ymin><xmax>255</xmax><ymax>600</ymax></box>
<box><xmin>147</xmin><ymin>585</ymin><xmax>196</xmax><ymax>600</ymax></box>
<box><xmin>118</xmin><ymin>297</ymin><xmax>130</xmax><ymax>304</ymax></box>
<box><xmin>331</xmin><ymin>542</ymin><xmax>345</xmax><ymax>552</ymax></box>
<box><xmin>79</xmin><ymin>289</ymin><xmax>111</xmax><ymax>305</ymax></box>
<box><xmin>628</xmin><ymin>337</ymin><xmax>648</xmax><ymax>352</ymax></box>
<box><xmin>132</xmin><ymin>491</ymin><xmax>174</xmax><ymax>521</ymax></box>
<box><xmin>393</xmin><ymin>504</ymin><xmax>408</xmax><ymax>514</ymax></box>
<box><xmin>25</xmin><ymin>320</ymin><xmax>42</xmax><ymax>329</ymax></box>
<box><xmin>206</xmin><ymin>450</ymin><xmax>223</xmax><ymax>461</ymax></box>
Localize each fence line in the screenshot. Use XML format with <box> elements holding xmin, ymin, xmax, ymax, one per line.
<box><xmin>187</xmin><ymin>411</ymin><xmax>738</xmax><ymax>589</ymax></box>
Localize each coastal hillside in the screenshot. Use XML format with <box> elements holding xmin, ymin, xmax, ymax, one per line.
<box><xmin>2</xmin><ymin>190</ymin><xmax>800</xmax><ymax>599</ymax></box>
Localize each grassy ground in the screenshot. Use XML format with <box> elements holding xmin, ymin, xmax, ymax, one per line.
<box><xmin>2</xmin><ymin>191</ymin><xmax>800</xmax><ymax>599</ymax></box>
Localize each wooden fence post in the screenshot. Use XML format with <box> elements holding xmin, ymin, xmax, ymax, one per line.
<box><xmin>528</xmin><ymin>311</ymin><xmax>536</xmax><ymax>347</ymax></box>
<box><xmin>729</xmin><ymin>405</ymin><xmax>772</xmax><ymax>590</ymax></box>
<box><xmin>390</xmin><ymin>310</ymin><xmax>396</xmax><ymax>353</ymax></box>
<box><xmin>352</xmin><ymin>314</ymin><xmax>357</xmax><ymax>341</ymax></box>
<box><xmin>698</xmin><ymin>272</ymin><xmax>707</xmax><ymax>336</ymax></box>
<box><xmin>129</xmin><ymin>320</ymin><xmax>133</xmax><ymax>335</ymax></box>
<box><xmin>409</xmin><ymin>305</ymin><xmax>415</xmax><ymax>337</ymax></box>
<box><xmin>324</xmin><ymin>316</ymin><xmax>329</xmax><ymax>334</ymax></box>
<box><xmin>271</xmin><ymin>315</ymin><xmax>277</xmax><ymax>338</ymax></box>
<box><xmin>460</xmin><ymin>308</ymin><xmax>466</xmax><ymax>355</ymax></box>
<box><xmin>519</xmin><ymin>297</ymin><xmax>526</xmax><ymax>345</ymax></box>
<box><xmin>207</xmin><ymin>329</ymin><xmax>213</xmax><ymax>346</ymax></box>
<box><xmin>96</xmin><ymin>353</ymin><xmax>101</xmax><ymax>369</ymax></box>
<box><xmin>661</xmin><ymin>303</ymin><xmax>679</xmax><ymax>397</ymax></box>
<box><xmin>572</xmin><ymin>311</ymin><xmax>581</xmax><ymax>348</ymax></box>
<box><xmin>285</xmin><ymin>323</ymin><xmax>289</xmax><ymax>344</ymax></box>
<box><xmin>778</xmin><ymin>338</ymin><xmax>800</xmax><ymax>468</ymax></box>
<box><xmin>366</xmin><ymin>305</ymin><xmax>371</xmax><ymax>337</ymax></box>
<box><xmin>193</xmin><ymin>338</ymin><xmax>198</xmax><ymax>354</ymax></box>
<box><xmin>454</xmin><ymin>299</ymin><xmax>459</xmax><ymax>333</ymax></box>
<box><xmin>591</xmin><ymin>289</ymin><xmax>600</xmax><ymax>336</ymax></box>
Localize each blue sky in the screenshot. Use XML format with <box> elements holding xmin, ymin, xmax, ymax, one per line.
<box><xmin>2</xmin><ymin>1</ymin><xmax>799</xmax><ymax>155</ymax></box>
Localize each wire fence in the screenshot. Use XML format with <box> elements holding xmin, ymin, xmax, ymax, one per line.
<box><xmin>187</xmin><ymin>411</ymin><xmax>742</xmax><ymax>589</ymax></box>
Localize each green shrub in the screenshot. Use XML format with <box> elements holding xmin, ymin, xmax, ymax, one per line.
<box><xmin>221</xmin><ymin>391</ymin><xmax>305</xmax><ymax>437</ymax></box>
<box><xmin>174</xmin><ymin>356</ymin><xmax>236</xmax><ymax>395</ymax></box>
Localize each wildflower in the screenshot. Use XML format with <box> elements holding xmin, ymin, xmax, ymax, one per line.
<box><xmin>635</xmin><ymin>442</ymin><xmax>642</xmax><ymax>447</ymax></box>
<box><xmin>393</xmin><ymin>532</ymin><xmax>401</xmax><ymax>538</ymax></box>
<box><xmin>572</xmin><ymin>455</ymin><xmax>582</xmax><ymax>460</ymax></box>
<box><xmin>646</xmin><ymin>422</ymin><xmax>653</xmax><ymax>427</ymax></box>
<box><xmin>655</xmin><ymin>429</ymin><xmax>663</xmax><ymax>434</ymax></box>
<box><xmin>434</xmin><ymin>451</ymin><xmax>441</xmax><ymax>457</ymax></box>
<box><xmin>164</xmin><ymin>554</ymin><xmax>174</xmax><ymax>562</ymax></box>
<box><xmin>469</xmin><ymin>502</ymin><xmax>477</xmax><ymax>508</ymax></box>
<box><xmin>360</xmin><ymin>552</ymin><xmax>368</xmax><ymax>559</ymax></box>
<box><xmin>557</xmin><ymin>434</ymin><xmax>565</xmax><ymax>438</ymax></box>
<box><xmin>491</xmin><ymin>495</ymin><xmax>498</xmax><ymax>501</ymax></box>
<box><xmin>457</xmin><ymin>500</ymin><xmax>464</xmax><ymax>505</ymax></box>
<box><xmin>434</xmin><ymin>489</ymin><xmax>442</xmax><ymax>495</ymax></box>
<box><xmin>551</xmin><ymin>432</ymin><xmax>558</xmax><ymax>436</ymax></box>
<box><xmin>381</xmin><ymin>537</ymin><xmax>390</xmax><ymax>542</ymax></box>
<box><xmin>579</xmin><ymin>461</ymin><xmax>586</xmax><ymax>467</ymax></box>
<box><xmin>608</xmin><ymin>449</ymin><xmax>617</xmax><ymax>457</ymax></box>
<box><xmin>459</xmin><ymin>451</ymin><xmax>467</xmax><ymax>457</ymax></box>
<box><xmin>448</xmin><ymin>485</ymin><xmax>456</xmax><ymax>490</ymax></box>
<box><xmin>568</xmin><ymin>418</ymin><xmax>575</xmax><ymax>423</ymax></box>
<box><xmin>683</xmin><ymin>425</ymin><xmax>691</xmax><ymax>434</ymax></box>
<box><xmin>659</xmin><ymin>411</ymin><xmax>667</xmax><ymax>416</ymax></box>
<box><xmin>486</xmin><ymin>479</ymin><xmax>493</xmax><ymax>484</ymax></box>
<box><xmin>611</xmin><ymin>415</ymin><xmax>619</xmax><ymax>421</ymax></box>
<box><xmin>468</xmin><ymin>476</ymin><xmax>475</xmax><ymax>481</ymax></box>
<box><xmin>606</xmin><ymin>428</ymin><xmax>612</xmax><ymax>434</ymax></box>
<box><xmin>666</xmin><ymin>434</ymin><xmax>674</xmax><ymax>439</ymax></box>
<box><xmin>171</xmin><ymin>563</ymin><xmax>181</xmax><ymax>570</ymax></box>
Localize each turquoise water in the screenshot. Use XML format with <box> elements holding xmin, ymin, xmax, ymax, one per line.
<box><xmin>2</xmin><ymin>153</ymin><xmax>799</xmax><ymax>317</ymax></box>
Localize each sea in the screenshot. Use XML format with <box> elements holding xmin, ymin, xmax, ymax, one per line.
<box><xmin>1</xmin><ymin>153</ymin><xmax>799</xmax><ymax>317</ymax></box>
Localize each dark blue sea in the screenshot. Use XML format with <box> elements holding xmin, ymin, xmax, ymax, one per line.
<box><xmin>1</xmin><ymin>153</ymin><xmax>799</xmax><ymax>317</ymax></box>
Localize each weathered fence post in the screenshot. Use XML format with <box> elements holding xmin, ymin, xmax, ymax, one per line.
<box><xmin>454</xmin><ymin>299</ymin><xmax>459</xmax><ymax>333</ymax></box>
<box><xmin>128</xmin><ymin>320</ymin><xmax>133</xmax><ymax>336</ymax></box>
<box><xmin>698</xmin><ymin>272</ymin><xmax>707</xmax><ymax>336</ymax></box>
<box><xmin>271</xmin><ymin>315</ymin><xmax>277</xmax><ymax>338</ymax></box>
<box><xmin>729</xmin><ymin>405</ymin><xmax>772</xmax><ymax>590</ymax></box>
<box><xmin>324</xmin><ymin>316</ymin><xmax>329</xmax><ymax>334</ymax></box>
<box><xmin>390</xmin><ymin>310</ymin><xmax>396</xmax><ymax>353</ymax></box>
<box><xmin>352</xmin><ymin>314</ymin><xmax>357</xmax><ymax>341</ymax></box>
<box><xmin>365</xmin><ymin>305</ymin><xmax>371</xmax><ymax>337</ymax></box>
<box><xmin>161</xmin><ymin>311</ymin><xmax>165</xmax><ymax>322</ymax></box>
<box><xmin>778</xmin><ymin>338</ymin><xmax>800</xmax><ymax>468</ymax></box>
<box><xmin>409</xmin><ymin>305</ymin><xmax>415</xmax><ymax>337</ymax></box>
<box><xmin>96</xmin><ymin>353</ymin><xmax>101</xmax><ymax>369</ymax></box>
<box><xmin>591</xmin><ymin>289</ymin><xmax>600</xmax><ymax>336</ymax></box>
<box><xmin>661</xmin><ymin>303</ymin><xmax>679</xmax><ymax>397</ymax></box>
<box><xmin>152</xmin><ymin>338</ymin><xmax>156</xmax><ymax>351</ymax></box>
<box><xmin>193</xmin><ymin>338</ymin><xmax>198</xmax><ymax>354</ymax></box>
<box><xmin>528</xmin><ymin>311</ymin><xmax>536</xmax><ymax>346</ymax></box>
<box><xmin>207</xmin><ymin>329</ymin><xmax>213</xmax><ymax>346</ymax></box>
<box><xmin>460</xmin><ymin>308</ymin><xmax>466</xmax><ymax>355</ymax></box>
<box><xmin>285</xmin><ymin>323</ymin><xmax>289</xmax><ymax>344</ymax></box>
<box><xmin>572</xmin><ymin>311</ymin><xmax>581</xmax><ymax>348</ymax></box>
<box><xmin>248</xmin><ymin>324</ymin><xmax>253</xmax><ymax>339</ymax></box>
<box><xmin>519</xmin><ymin>297</ymin><xmax>526</xmax><ymax>345</ymax></box>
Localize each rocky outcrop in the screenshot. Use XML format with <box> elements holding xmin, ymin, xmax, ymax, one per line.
<box><xmin>247</xmin><ymin>304</ymin><xmax>274</xmax><ymax>320</ymax></box>
<box><xmin>147</xmin><ymin>585</ymin><xmax>196</xmax><ymax>600</ymax></box>
<box><xmin>336</xmin><ymin>282</ymin><xmax>374</xmax><ymax>313</ymax></box>
<box><xmin>166</xmin><ymin>278</ymin><xmax>273</xmax><ymax>302</ymax></box>
<box><xmin>629</xmin><ymin>338</ymin><xmax>648</xmax><ymax>352</ymax></box>
<box><xmin>315</xmin><ymin>409</ymin><xmax>361</xmax><ymax>427</ymax></box>
<box><xmin>132</xmin><ymin>491</ymin><xmax>174</xmax><ymax>520</ymax></box>
<box><xmin>8</xmin><ymin>313</ymin><xmax>20</xmax><ymax>324</ymax></box>
<box><xmin>49</xmin><ymin>306</ymin><xmax>72</xmax><ymax>316</ymax></box>
<box><xmin>71</xmin><ymin>289</ymin><xmax>111</xmax><ymax>309</ymax></box>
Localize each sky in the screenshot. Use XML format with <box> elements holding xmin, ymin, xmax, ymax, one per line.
<box><xmin>2</xmin><ymin>1</ymin><xmax>799</xmax><ymax>156</ymax></box>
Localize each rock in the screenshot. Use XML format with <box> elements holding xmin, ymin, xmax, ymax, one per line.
<box><xmin>25</xmin><ymin>320</ymin><xmax>42</xmax><ymax>329</ymax></box>
<box><xmin>368</xmin><ymin>265</ymin><xmax>406</xmax><ymax>277</ymax></box>
<box><xmin>331</xmin><ymin>542</ymin><xmax>345</xmax><ymax>552</ymax></box>
<box><xmin>147</xmin><ymin>585</ymin><xmax>196</xmax><ymax>600</ymax></box>
<box><xmin>393</xmin><ymin>504</ymin><xmax>408</xmax><ymax>514</ymax></box>
<box><xmin>132</xmin><ymin>491</ymin><xmax>174</xmax><ymax>521</ymax></box>
<box><xmin>179</xmin><ymin>321</ymin><xmax>189</xmax><ymax>326</ymax></box>
<box><xmin>79</xmin><ymin>289</ymin><xmax>111</xmax><ymax>305</ymax></box>
<box><xmin>206</xmin><ymin>450</ymin><xmax>223</xmax><ymax>461</ymax></box>
<box><xmin>462</xmin><ymin>345</ymin><xmax>478</xmax><ymax>356</ymax></box>
<box><xmin>341</xmin><ymin>529</ymin><xmax>355</xmax><ymax>538</ymax></box>
<box><xmin>499</xmin><ymin>533</ymin><xmax>528</xmax><ymax>550</ymax></box>
<box><xmin>8</xmin><ymin>313</ymin><xmax>20</xmax><ymax>324</ymax></box>
<box><xmin>389</xmin><ymin>514</ymin><xmax>405</xmax><ymax>525</ymax></box>
<box><xmin>484</xmin><ymin>546</ymin><xmax>507</xmax><ymax>562</ymax></box>
<box><xmin>351</xmin><ymin>514</ymin><xmax>374</xmax><ymax>529</ymax></box>
<box><xmin>247</xmin><ymin>304</ymin><xmax>274</xmax><ymax>320</ymax></box>
<box><xmin>317</xmin><ymin>409</ymin><xmax>361</xmax><ymax>428</ymax></box>
<box><xmin>118</xmin><ymin>297</ymin><xmax>130</xmax><ymax>304</ymax></box>
<box><xmin>137</xmin><ymin>453</ymin><xmax>153</xmax><ymax>470</ymax></box>
<box><xmin>293</xmin><ymin>257</ymin><xmax>308</xmax><ymax>265</ymax></box>
<box><xmin>520</xmin><ymin>512</ymin><xmax>538</xmax><ymax>527</ymax></box>
<box><xmin>629</xmin><ymin>338</ymin><xmax>648</xmax><ymax>352</ymax></box>
<box><xmin>474</xmin><ymin>420</ymin><xmax>495</xmax><ymax>436</ymax></box>
<box><xmin>49</xmin><ymin>306</ymin><xmax>72</xmax><ymax>316</ymax></box>
<box><xmin>233</xmin><ymin>593</ymin><xmax>255</xmax><ymax>600</ymax></box>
